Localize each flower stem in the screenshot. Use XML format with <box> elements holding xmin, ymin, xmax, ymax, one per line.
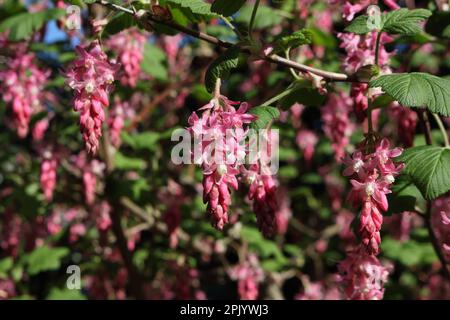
<box><xmin>285</xmin><ymin>49</ymin><xmax>301</xmax><ymax>80</ymax></box>
<box><xmin>214</xmin><ymin>78</ymin><xmax>222</xmax><ymax>99</ymax></box>
<box><xmin>261</xmin><ymin>84</ymin><xmax>297</xmax><ymax>106</ymax></box>
<box><xmin>374</xmin><ymin>32</ymin><xmax>382</xmax><ymax>66</ymax></box>
<box><xmin>94</xmin><ymin>0</ymin><xmax>352</xmax><ymax>82</ymax></box>
<box><xmin>367</xmin><ymin>99</ymin><xmax>374</xmax><ymax>134</ymax></box>
<box><xmin>367</xmin><ymin>32</ymin><xmax>382</xmax><ymax>135</ymax></box>
<box><xmin>221</xmin><ymin>16</ymin><xmax>243</xmax><ymax>39</ymax></box>
<box><xmin>248</xmin><ymin>0</ymin><xmax>261</xmax><ymax>37</ymax></box>
<box><xmin>432</xmin><ymin>113</ymin><xmax>450</xmax><ymax>148</ymax></box>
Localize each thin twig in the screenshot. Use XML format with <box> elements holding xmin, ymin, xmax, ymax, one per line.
<box><xmin>248</xmin><ymin>0</ymin><xmax>261</xmax><ymax>37</ymax></box>
<box><xmin>418</xmin><ymin>110</ymin><xmax>433</xmax><ymax>145</ymax></box>
<box><xmin>108</xmin><ymin>200</ymin><xmax>146</xmax><ymax>298</ymax></box>
<box><xmin>432</xmin><ymin>113</ymin><xmax>450</xmax><ymax>148</ymax></box>
<box><xmin>94</xmin><ymin>0</ymin><xmax>353</xmax><ymax>82</ymax></box>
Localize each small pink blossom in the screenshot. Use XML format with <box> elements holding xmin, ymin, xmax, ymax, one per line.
<box><xmin>229</xmin><ymin>254</ymin><xmax>264</xmax><ymax>300</ymax></box>
<box><xmin>338</xmin><ymin>247</ymin><xmax>390</xmax><ymax>300</ymax></box>
<box><xmin>65</xmin><ymin>40</ymin><xmax>119</xmax><ymax>154</ymax></box>
<box><xmin>108</xmin><ymin>96</ymin><xmax>129</xmax><ymax>147</ymax></box>
<box><xmin>0</xmin><ymin>50</ymin><xmax>49</xmax><ymax>137</ymax></box>
<box><xmin>32</xmin><ymin>118</ymin><xmax>50</xmax><ymax>141</ymax></box>
<box><xmin>322</xmin><ymin>92</ymin><xmax>354</xmax><ymax>161</ymax></box>
<box><xmin>188</xmin><ymin>95</ymin><xmax>256</xmax><ymax>230</ymax></box>
<box><xmin>106</xmin><ymin>28</ymin><xmax>147</xmax><ymax>87</ymax></box>
<box><xmin>296</xmin><ymin>129</ymin><xmax>318</xmax><ymax>166</ymax></box>
<box><xmin>343</xmin><ymin>138</ymin><xmax>403</xmax><ymax>254</ymax></box>
<box><xmin>40</xmin><ymin>150</ymin><xmax>58</xmax><ymax>201</ymax></box>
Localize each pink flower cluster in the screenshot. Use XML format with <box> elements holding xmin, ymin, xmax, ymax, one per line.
<box><xmin>389</xmin><ymin>102</ymin><xmax>418</xmax><ymax>147</ymax></box>
<box><xmin>289</xmin><ymin>103</ymin><xmax>319</xmax><ymax>165</ymax></box>
<box><xmin>159</xmin><ymin>180</ymin><xmax>184</xmax><ymax>248</ymax></box>
<box><xmin>106</xmin><ymin>28</ymin><xmax>147</xmax><ymax>87</ymax></box>
<box><xmin>93</xmin><ymin>201</ymin><xmax>112</xmax><ymax>232</ymax></box>
<box><xmin>338</xmin><ymin>4</ymin><xmax>394</xmax><ymax>122</ymax></box>
<box><xmin>338</xmin><ymin>248</ymin><xmax>390</xmax><ymax>300</ymax></box>
<box><xmin>0</xmin><ymin>279</ymin><xmax>16</xmax><ymax>300</ymax></box>
<box><xmin>147</xmin><ymin>262</ymin><xmax>205</xmax><ymax>300</ymax></box>
<box><xmin>432</xmin><ymin>195</ymin><xmax>450</xmax><ymax>261</ymax></box>
<box><xmin>229</xmin><ymin>254</ymin><xmax>264</xmax><ymax>300</ymax></box>
<box><xmin>275</xmin><ymin>189</ymin><xmax>292</xmax><ymax>236</ymax></box>
<box><xmin>340</xmin><ymin>29</ymin><xmax>392</xmax><ymax>121</ymax></box>
<box><xmin>296</xmin><ymin>130</ymin><xmax>318</xmax><ymax>167</ymax></box>
<box><xmin>321</xmin><ymin>92</ymin><xmax>355</xmax><ymax>161</ymax></box>
<box><xmin>108</xmin><ymin>96</ymin><xmax>129</xmax><ymax>147</ymax></box>
<box><xmin>0</xmin><ymin>50</ymin><xmax>49</xmax><ymax>137</ymax></box>
<box><xmin>40</xmin><ymin>150</ymin><xmax>59</xmax><ymax>201</ymax></box>
<box><xmin>295</xmin><ymin>276</ymin><xmax>343</xmax><ymax>300</ymax></box>
<box><xmin>243</xmin><ymin>164</ymin><xmax>278</xmax><ymax>237</ymax></box>
<box><xmin>0</xmin><ymin>209</ymin><xmax>22</xmax><ymax>257</ymax></box>
<box><xmin>73</xmin><ymin>151</ymin><xmax>105</xmax><ymax>206</ymax></box>
<box><xmin>65</xmin><ymin>40</ymin><xmax>119</xmax><ymax>154</ymax></box>
<box><xmin>188</xmin><ymin>95</ymin><xmax>256</xmax><ymax>230</ymax></box>
<box><xmin>32</xmin><ymin>118</ymin><xmax>50</xmax><ymax>141</ymax></box>
<box><xmin>343</xmin><ymin>138</ymin><xmax>403</xmax><ymax>255</ymax></box>
<box><xmin>162</xmin><ymin>34</ymin><xmax>184</xmax><ymax>68</ymax></box>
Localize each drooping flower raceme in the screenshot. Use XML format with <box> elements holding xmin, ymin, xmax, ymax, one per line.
<box><xmin>32</xmin><ymin>118</ymin><xmax>50</xmax><ymax>141</ymax></box>
<box><xmin>40</xmin><ymin>150</ymin><xmax>58</xmax><ymax>201</ymax></box>
<box><xmin>108</xmin><ymin>96</ymin><xmax>128</xmax><ymax>147</ymax></box>
<box><xmin>389</xmin><ymin>102</ymin><xmax>418</xmax><ymax>147</ymax></box>
<box><xmin>432</xmin><ymin>195</ymin><xmax>450</xmax><ymax>261</ymax></box>
<box><xmin>338</xmin><ymin>247</ymin><xmax>390</xmax><ymax>300</ymax></box>
<box><xmin>0</xmin><ymin>50</ymin><xmax>49</xmax><ymax>137</ymax></box>
<box><xmin>296</xmin><ymin>129</ymin><xmax>318</xmax><ymax>167</ymax></box>
<box><xmin>321</xmin><ymin>92</ymin><xmax>354</xmax><ymax>161</ymax></box>
<box><xmin>106</xmin><ymin>28</ymin><xmax>147</xmax><ymax>87</ymax></box>
<box><xmin>73</xmin><ymin>151</ymin><xmax>105</xmax><ymax>206</ymax></box>
<box><xmin>229</xmin><ymin>254</ymin><xmax>264</xmax><ymax>300</ymax></box>
<box><xmin>243</xmin><ymin>164</ymin><xmax>278</xmax><ymax>237</ymax></box>
<box><xmin>65</xmin><ymin>40</ymin><xmax>119</xmax><ymax>154</ymax></box>
<box><xmin>188</xmin><ymin>95</ymin><xmax>256</xmax><ymax>230</ymax></box>
<box><xmin>343</xmin><ymin>138</ymin><xmax>403</xmax><ymax>255</ymax></box>
<box><xmin>338</xmin><ymin>26</ymin><xmax>393</xmax><ymax>122</ymax></box>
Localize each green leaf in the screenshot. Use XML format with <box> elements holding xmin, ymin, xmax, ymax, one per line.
<box><xmin>121</xmin><ymin>131</ymin><xmax>161</xmax><ymax>151</ymax></box>
<box><xmin>165</xmin><ymin>0</ymin><xmax>214</xmax><ymax>16</ymax></box>
<box><xmin>396</xmin><ymin>146</ymin><xmax>450</xmax><ymax>200</ymax></box>
<box><xmin>444</xmin><ymin>25</ymin><xmax>450</xmax><ymax>38</ymax></box>
<box><xmin>308</xmin><ymin>27</ymin><xmax>337</xmax><ymax>49</ymax></box>
<box><xmin>235</xmin><ymin>4</ymin><xmax>282</xmax><ymax>29</ymax></box>
<box><xmin>141</xmin><ymin>43</ymin><xmax>168</xmax><ymax>81</ymax></box>
<box><xmin>369</xmin><ymin>73</ymin><xmax>450</xmax><ymax>117</ymax></box>
<box><xmin>26</xmin><ymin>246</ymin><xmax>69</xmax><ymax>276</ymax></box>
<box><xmin>381</xmin><ymin>8</ymin><xmax>431</xmax><ymax>35</ymax></box>
<box><xmin>47</xmin><ymin>288</ymin><xmax>86</xmax><ymax>300</ymax></box>
<box><xmin>103</xmin><ymin>12</ymin><xmax>136</xmax><ymax>37</ymax></box>
<box><xmin>0</xmin><ymin>257</ymin><xmax>13</xmax><ymax>278</ymax></box>
<box><xmin>248</xmin><ymin>106</ymin><xmax>280</xmax><ymax>129</ymax></box>
<box><xmin>345</xmin><ymin>8</ymin><xmax>431</xmax><ymax>35</ymax></box>
<box><xmin>211</xmin><ymin>0</ymin><xmax>246</xmax><ymax>16</ymax></box>
<box><xmin>344</xmin><ymin>14</ymin><xmax>371</xmax><ymax>34</ymax></box>
<box><xmin>240</xmin><ymin>226</ymin><xmax>287</xmax><ymax>265</ymax></box>
<box><xmin>205</xmin><ymin>46</ymin><xmax>241</xmax><ymax>93</ymax></box>
<box><xmin>114</xmin><ymin>152</ymin><xmax>147</xmax><ymax>170</ymax></box>
<box><xmin>382</xmin><ymin>237</ymin><xmax>437</xmax><ymax>267</ymax></box>
<box><xmin>273</xmin><ymin>29</ymin><xmax>312</xmax><ymax>53</ymax></box>
<box><xmin>386</xmin><ymin>174</ymin><xmax>425</xmax><ymax>215</ymax></box>
<box><xmin>0</xmin><ymin>9</ymin><xmax>65</xmax><ymax>41</ymax></box>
